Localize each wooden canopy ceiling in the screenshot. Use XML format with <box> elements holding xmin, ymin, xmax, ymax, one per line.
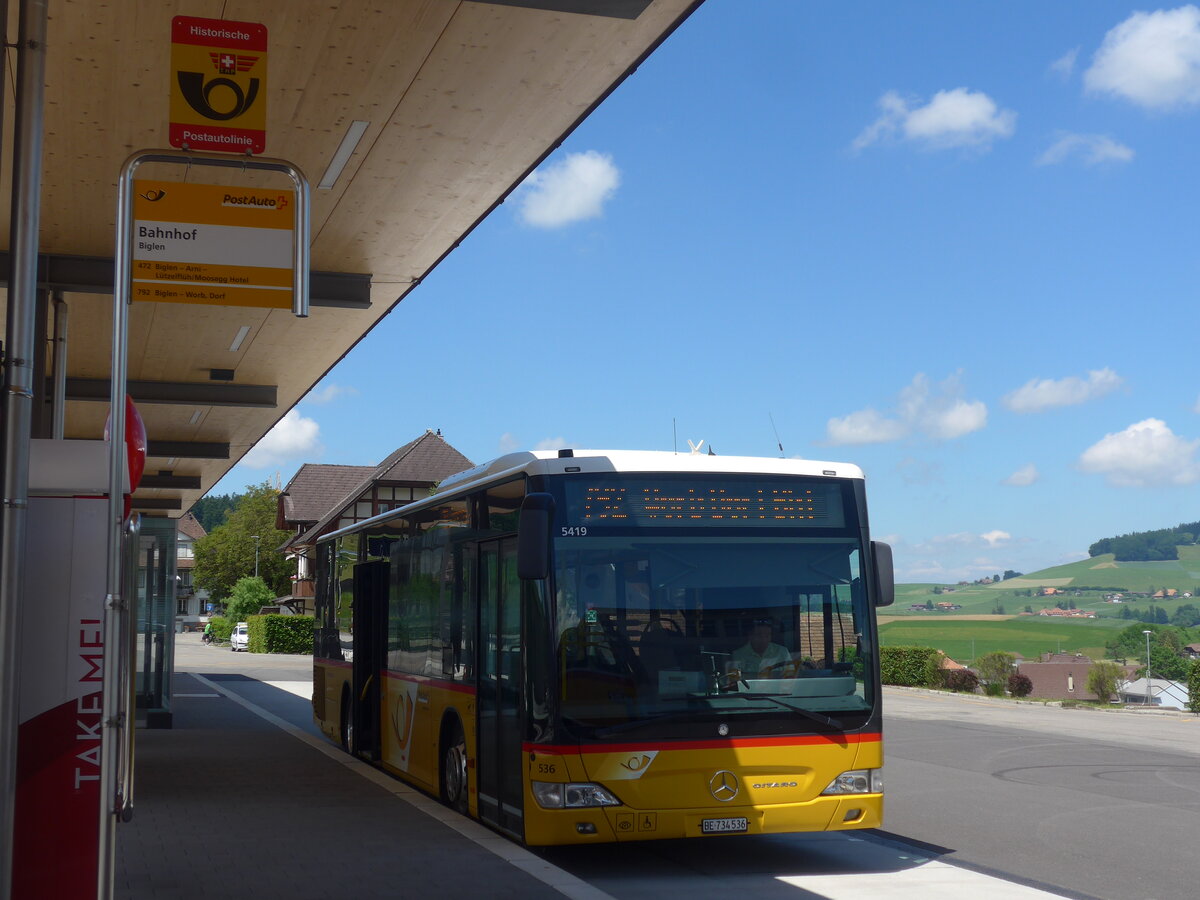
<box><xmin>0</xmin><ymin>0</ymin><xmax>699</xmax><ymax>515</ymax></box>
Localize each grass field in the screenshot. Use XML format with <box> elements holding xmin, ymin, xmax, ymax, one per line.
<box><xmin>877</xmin><ymin>616</ymin><xmax>1127</xmax><ymax>663</ymax></box>
<box><xmin>891</xmin><ymin>546</ymin><xmax>1200</xmax><ymax>622</ymax></box>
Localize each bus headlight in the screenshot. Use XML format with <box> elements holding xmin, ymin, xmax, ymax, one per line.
<box><xmin>820</xmin><ymin>768</ymin><xmax>882</xmax><ymax>795</ymax></box>
<box><xmin>532</xmin><ymin>781</ymin><xmax>622</xmax><ymax>809</ymax></box>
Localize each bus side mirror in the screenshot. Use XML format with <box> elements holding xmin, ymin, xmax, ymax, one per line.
<box><xmin>517</xmin><ymin>492</ymin><xmax>555</xmax><ymax>580</ymax></box>
<box><xmin>872</xmin><ymin>541</ymin><xmax>894</xmax><ymax>607</ymax></box>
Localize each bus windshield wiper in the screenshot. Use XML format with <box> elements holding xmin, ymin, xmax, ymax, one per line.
<box><xmin>737</xmin><ymin>693</ymin><xmax>844</xmax><ymax>730</ymax></box>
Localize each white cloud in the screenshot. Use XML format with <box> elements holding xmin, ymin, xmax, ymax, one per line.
<box><xmin>981</xmin><ymin>530</ymin><xmax>1011</xmax><ymax>547</ymax></box>
<box><xmin>498</xmin><ymin>433</ymin><xmax>520</xmax><ymax>453</ymax></box>
<box><xmin>1035</xmin><ymin>133</ymin><xmax>1134</xmax><ymax>166</ymax></box>
<box><xmin>899</xmin><ymin>373</ymin><xmax>988</xmax><ymax>440</ymax></box>
<box><xmin>852</xmin><ymin>88</ymin><xmax>1016</xmax><ymax>152</ymax></box>
<box><xmin>242</xmin><ymin>410</ymin><xmax>321</xmax><ymax>468</ymax></box>
<box><xmin>1003</xmin><ymin>367</ymin><xmax>1123</xmax><ymax>412</ymax></box>
<box><xmin>1078</xmin><ymin>418</ymin><xmax>1200</xmax><ymax>486</ymax></box>
<box><xmin>516</xmin><ymin>151</ymin><xmax>620</xmax><ymax>227</ymax></box>
<box><xmin>1004</xmin><ymin>463</ymin><xmax>1040</xmax><ymax>486</ymax></box>
<box><xmin>825</xmin><ymin>372</ymin><xmax>987</xmax><ymax>445</ymax></box>
<box><xmin>1084</xmin><ymin>6</ymin><xmax>1200</xmax><ymax>109</ymax></box>
<box><xmin>305</xmin><ymin>383</ymin><xmax>359</xmax><ymax>405</ymax></box>
<box><xmin>826</xmin><ymin>408</ymin><xmax>907</xmax><ymax>445</ymax></box>
<box><xmin>1050</xmin><ymin>47</ymin><xmax>1080</xmax><ymax>78</ymax></box>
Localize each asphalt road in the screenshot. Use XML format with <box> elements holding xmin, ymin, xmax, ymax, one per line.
<box><xmin>172</xmin><ymin>635</ymin><xmax>1199</xmax><ymax>900</ymax></box>
<box><xmin>881</xmin><ymin>688</ymin><xmax>1200</xmax><ymax>900</ymax></box>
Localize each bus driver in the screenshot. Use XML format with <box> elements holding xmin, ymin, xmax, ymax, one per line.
<box><xmin>730</xmin><ymin>618</ymin><xmax>791</xmax><ymax>678</ymax></box>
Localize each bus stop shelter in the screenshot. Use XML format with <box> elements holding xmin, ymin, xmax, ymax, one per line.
<box><xmin>0</xmin><ymin>2</ymin><xmax>701</xmax><ymax>897</ymax></box>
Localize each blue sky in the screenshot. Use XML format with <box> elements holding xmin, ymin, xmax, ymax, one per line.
<box><xmin>215</xmin><ymin>1</ymin><xmax>1200</xmax><ymax>582</ymax></box>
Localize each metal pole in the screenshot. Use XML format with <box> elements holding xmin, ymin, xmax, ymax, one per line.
<box><xmin>0</xmin><ymin>4</ymin><xmax>47</xmax><ymax>898</ymax></box>
<box><xmin>253</xmin><ymin>534</ymin><xmax>261</xmax><ymax>578</ymax></box>
<box><xmin>1143</xmin><ymin>630</ymin><xmax>1152</xmax><ymax>706</ymax></box>
<box><xmin>98</xmin><ymin>148</ymin><xmax>138</xmax><ymax>900</ymax></box>
<box><xmin>51</xmin><ymin>292</ymin><xmax>68</xmax><ymax>439</ymax></box>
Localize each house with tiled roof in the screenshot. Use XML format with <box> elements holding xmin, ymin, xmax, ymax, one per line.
<box><xmin>275</xmin><ymin>430</ymin><xmax>472</xmax><ymax>612</ymax></box>
<box><xmin>175</xmin><ymin>511</ymin><xmax>208</xmax><ymax>621</ymax></box>
<box><xmin>1017</xmin><ymin>653</ymin><xmax>1136</xmax><ymax>701</ymax></box>
<box><xmin>1118</xmin><ymin>677</ymin><xmax>1190</xmax><ymax>710</ymax></box>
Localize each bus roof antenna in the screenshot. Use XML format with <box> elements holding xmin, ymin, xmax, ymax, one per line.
<box><xmin>769</xmin><ymin>413</ymin><xmax>786</xmax><ymax>458</ymax></box>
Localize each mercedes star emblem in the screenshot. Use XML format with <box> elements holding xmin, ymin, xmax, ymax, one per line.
<box><xmin>709</xmin><ymin>770</ymin><xmax>739</xmax><ymax>802</ymax></box>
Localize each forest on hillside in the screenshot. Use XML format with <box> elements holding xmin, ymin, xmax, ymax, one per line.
<box><xmin>190</xmin><ymin>493</ymin><xmax>241</xmax><ymax>532</ymax></box>
<box><xmin>1088</xmin><ymin>521</ymin><xmax>1200</xmax><ymax>561</ymax></box>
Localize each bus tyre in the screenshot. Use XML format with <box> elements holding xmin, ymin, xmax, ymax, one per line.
<box><xmin>441</xmin><ymin>720</ymin><xmax>468</xmax><ymax>814</ymax></box>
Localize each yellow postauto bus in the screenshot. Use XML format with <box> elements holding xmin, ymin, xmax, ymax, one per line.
<box><xmin>312</xmin><ymin>449</ymin><xmax>894</xmax><ymax>845</ymax></box>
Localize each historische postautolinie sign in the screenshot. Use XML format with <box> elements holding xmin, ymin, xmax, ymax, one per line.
<box><xmin>170</xmin><ymin>16</ymin><xmax>268</xmax><ymax>154</ymax></box>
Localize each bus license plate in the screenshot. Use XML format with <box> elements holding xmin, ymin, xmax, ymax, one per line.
<box><xmin>701</xmin><ymin>817</ymin><xmax>748</xmax><ymax>834</ymax></box>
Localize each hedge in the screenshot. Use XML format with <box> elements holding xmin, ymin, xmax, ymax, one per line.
<box><xmin>1189</xmin><ymin>660</ymin><xmax>1200</xmax><ymax>714</ymax></box>
<box><xmin>246</xmin><ymin>614</ymin><xmax>315</xmax><ymax>654</ymax></box>
<box><xmin>938</xmin><ymin>668</ymin><xmax>979</xmax><ymax>693</ymax></box>
<box><xmin>207</xmin><ymin>616</ymin><xmax>234</xmax><ymax>642</ymax></box>
<box><xmin>879</xmin><ymin>646</ymin><xmax>940</xmax><ymax>687</ymax></box>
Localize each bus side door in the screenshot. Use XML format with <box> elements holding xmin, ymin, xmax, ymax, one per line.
<box><xmin>476</xmin><ymin>537</ymin><xmax>524</xmax><ymax>837</ymax></box>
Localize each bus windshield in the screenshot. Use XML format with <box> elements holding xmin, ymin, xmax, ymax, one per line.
<box><xmin>550</xmin><ymin>477</ymin><xmax>876</xmax><ymax>741</ymax></box>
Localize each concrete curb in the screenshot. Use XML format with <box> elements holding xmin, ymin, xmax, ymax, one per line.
<box><xmin>882</xmin><ymin>684</ymin><xmax>1197</xmax><ymax>718</ymax></box>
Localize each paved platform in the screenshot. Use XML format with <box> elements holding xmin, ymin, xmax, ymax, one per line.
<box><xmin>114</xmin><ymin>670</ymin><xmax>597</xmax><ymax>900</ymax></box>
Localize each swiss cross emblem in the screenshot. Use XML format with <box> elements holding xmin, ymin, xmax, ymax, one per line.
<box><xmin>208</xmin><ymin>52</ymin><xmax>259</xmax><ymax>75</ymax></box>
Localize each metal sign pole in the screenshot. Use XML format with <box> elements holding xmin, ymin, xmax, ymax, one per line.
<box><xmin>0</xmin><ymin>4</ymin><xmax>48</xmax><ymax>898</ymax></box>
<box><xmin>98</xmin><ymin>148</ymin><xmax>310</xmax><ymax>899</ymax></box>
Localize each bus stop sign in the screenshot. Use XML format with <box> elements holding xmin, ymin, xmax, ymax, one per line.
<box><xmin>169</xmin><ymin>16</ymin><xmax>268</xmax><ymax>154</ymax></box>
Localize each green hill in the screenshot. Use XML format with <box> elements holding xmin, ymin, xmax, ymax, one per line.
<box><xmin>891</xmin><ymin>546</ymin><xmax>1200</xmax><ymax>621</ymax></box>
<box><xmin>878</xmin><ymin>617</ymin><xmax>1124</xmax><ymax>662</ymax></box>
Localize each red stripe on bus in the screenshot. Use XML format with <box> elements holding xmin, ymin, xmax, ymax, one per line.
<box><xmin>523</xmin><ymin>732</ymin><xmax>881</xmax><ymax>754</ymax></box>
<box><xmin>383</xmin><ymin>669</ymin><xmax>477</xmax><ymax>696</ymax></box>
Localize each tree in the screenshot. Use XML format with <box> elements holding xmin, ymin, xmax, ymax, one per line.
<box><xmin>190</xmin><ymin>492</ymin><xmax>241</xmax><ymax>531</ymax></box>
<box><xmin>1003</xmin><ymin>569</ymin><xmax>1023</xmax><ymax>581</ymax></box>
<box><xmin>193</xmin><ymin>481</ymin><xmax>292</xmax><ymax>600</ymax></box>
<box><xmin>1149</xmin><ymin>644</ymin><xmax>1188</xmax><ymax>681</ymax></box>
<box><xmin>224</xmin><ymin>576</ymin><xmax>276</xmax><ymax>622</ymax></box>
<box><xmin>1087</xmin><ymin>661</ymin><xmax>1124</xmax><ymax>703</ymax></box>
<box><xmin>976</xmin><ymin>651</ymin><xmax>1017</xmax><ymax>695</ymax></box>
<box><xmin>1007</xmin><ymin>673</ymin><xmax>1033</xmax><ymax>697</ymax></box>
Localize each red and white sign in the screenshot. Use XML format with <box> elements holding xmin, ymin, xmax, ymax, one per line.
<box><xmin>13</xmin><ymin>497</ymin><xmax>109</xmax><ymax>898</ymax></box>
<box><xmin>170</xmin><ymin>16</ymin><xmax>268</xmax><ymax>154</ymax></box>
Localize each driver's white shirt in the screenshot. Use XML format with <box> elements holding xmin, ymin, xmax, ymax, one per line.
<box><xmin>730</xmin><ymin>641</ymin><xmax>791</xmax><ymax>676</ymax></box>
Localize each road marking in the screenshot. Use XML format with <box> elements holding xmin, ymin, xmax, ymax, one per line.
<box><xmin>264</xmin><ymin>680</ymin><xmax>312</xmax><ymax>700</ymax></box>
<box><xmin>191</xmin><ymin>673</ymin><xmax>614</xmax><ymax>900</ymax></box>
<box><xmin>778</xmin><ymin>860</ymin><xmax>1072</xmax><ymax>898</ymax></box>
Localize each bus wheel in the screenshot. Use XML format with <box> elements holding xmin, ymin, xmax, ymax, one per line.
<box><xmin>339</xmin><ymin>687</ymin><xmax>353</xmax><ymax>753</ymax></box>
<box><xmin>441</xmin><ymin>720</ymin><xmax>468</xmax><ymax>813</ymax></box>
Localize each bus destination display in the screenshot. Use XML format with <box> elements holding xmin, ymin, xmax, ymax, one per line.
<box><xmin>564</xmin><ymin>478</ymin><xmax>846</xmax><ymax>528</ymax></box>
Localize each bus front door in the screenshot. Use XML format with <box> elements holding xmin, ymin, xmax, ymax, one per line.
<box><xmin>477</xmin><ymin>538</ymin><xmax>524</xmax><ymax>836</ymax></box>
<box><xmin>351</xmin><ymin>558</ymin><xmax>387</xmax><ymax>760</ymax></box>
